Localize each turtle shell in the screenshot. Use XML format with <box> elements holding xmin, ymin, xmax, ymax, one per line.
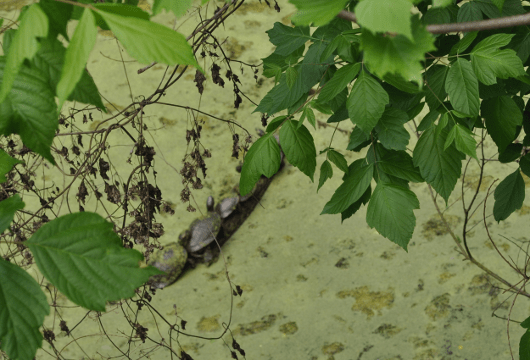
<box><xmin>186</xmin><ymin>212</ymin><xmax>222</xmax><ymax>252</ymax></box>
<box><xmin>147</xmin><ymin>242</ymin><xmax>188</xmax><ymax>289</ymax></box>
<box><xmin>215</xmin><ymin>196</ymin><xmax>239</xmax><ymax>219</ymax></box>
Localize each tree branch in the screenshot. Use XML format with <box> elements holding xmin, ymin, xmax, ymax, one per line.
<box><xmin>336</xmin><ymin>9</ymin><xmax>530</xmax><ymax>35</ymax></box>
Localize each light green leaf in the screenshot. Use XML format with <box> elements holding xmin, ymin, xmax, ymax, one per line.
<box><xmin>493</xmin><ymin>169</ymin><xmax>525</xmax><ymax>222</ymax></box>
<box><xmin>57</xmin><ymin>8</ymin><xmax>97</xmax><ymax>110</ymax></box>
<box><xmin>96</xmin><ymin>8</ymin><xmax>203</xmax><ymax>71</ymax></box>
<box><xmin>481</xmin><ymin>96</ymin><xmax>522</xmax><ymax>153</ymax></box>
<box><xmin>0</xmin><ymin>4</ymin><xmax>48</xmax><ymax>104</ymax></box>
<box><xmin>318</xmin><ymin>160</ymin><xmax>333</xmax><ymax>192</ymax></box>
<box><xmin>265</xmin><ymin>22</ymin><xmax>310</xmax><ymax>56</ymax></box>
<box><xmin>318</xmin><ymin>63</ymin><xmax>360</xmax><ymax>104</ymax></box>
<box><xmin>152</xmin><ymin>0</ymin><xmax>193</xmax><ymax>17</ymax></box>
<box><xmin>25</xmin><ymin>212</ymin><xmax>163</xmax><ymax>312</ymax></box>
<box><xmin>280</xmin><ymin>120</ymin><xmax>316</xmax><ymax>181</ymax></box>
<box><xmin>286</xmin><ymin>66</ymin><xmax>298</xmax><ymax>89</ymax></box>
<box><xmin>445</xmin><ymin>58</ymin><xmax>480</xmax><ymax>117</ymax></box>
<box><xmin>347</xmin><ymin>70</ymin><xmax>389</xmax><ymax>133</ymax></box>
<box><xmin>433</xmin><ymin>0</ymin><xmax>453</xmax><ymax>7</ymax></box>
<box><xmin>413</xmin><ymin>126</ymin><xmax>466</xmax><ymax>205</ymax></box>
<box><xmin>0</xmin><ymin>149</ymin><xmax>23</xmax><ymax>183</ymax></box>
<box><xmin>374</xmin><ymin>107</ymin><xmax>410</xmax><ymax>151</ymax></box>
<box><xmin>0</xmin><ymin>194</ymin><xmax>24</xmax><ymax>235</ymax></box>
<box><xmin>470</xmin><ymin>33</ymin><xmax>526</xmax><ymax>86</ymax></box>
<box><xmin>366</xmin><ymin>182</ymin><xmax>419</xmax><ymax>252</ymax></box>
<box><xmin>355</xmin><ymin>0</ymin><xmax>413</xmax><ymax>40</ymax></box>
<box><xmin>298</xmin><ymin>106</ymin><xmax>316</xmax><ymax>130</ymax></box>
<box><xmin>444</xmin><ymin>124</ymin><xmax>478</xmax><ymax>161</ymax></box>
<box><xmin>0</xmin><ymin>58</ymin><xmax>58</xmax><ymax>165</ymax></box>
<box><xmin>0</xmin><ymin>257</ymin><xmax>50</xmax><ymax>360</ymax></box>
<box><xmin>378</xmin><ymin>150</ymin><xmax>424</xmax><ymax>183</ymax></box>
<box><xmin>328</xmin><ymin>150</ymin><xmax>349</xmax><ymax>173</ymax></box>
<box><xmin>289</xmin><ymin>0</ymin><xmax>350</xmax><ymax>27</ymax></box>
<box><xmin>321</xmin><ymin>159</ymin><xmax>373</xmax><ymax>214</ymax></box>
<box><xmin>240</xmin><ymin>133</ymin><xmax>282</xmax><ymax>196</ymax></box>
<box><xmin>360</xmin><ymin>15</ymin><xmax>436</xmax><ymax>84</ymax></box>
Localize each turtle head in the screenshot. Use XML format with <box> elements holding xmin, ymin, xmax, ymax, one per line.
<box><xmin>178</xmin><ymin>229</ymin><xmax>191</xmax><ymax>246</ymax></box>
<box><xmin>206</xmin><ymin>195</ymin><xmax>215</xmax><ymax>212</ymax></box>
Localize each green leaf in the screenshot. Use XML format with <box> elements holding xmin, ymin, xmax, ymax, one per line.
<box><xmin>417</xmin><ymin>108</ymin><xmax>440</xmax><ymax>131</ymax></box>
<box><xmin>493</xmin><ymin>169</ymin><xmax>525</xmax><ymax>222</ymax></box>
<box><xmin>266</xmin><ymin>115</ymin><xmax>287</xmax><ymax>133</ymax></box>
<box><xmin>341</xmin><ymin>185</ymin><xmax>371</xmax><ymax>222</ymax></box>
<box><xmin>355</xmin><ymin>0</ymin><xmax>413</xmax><ymax>40</ymax></box>
<box><xmin>321</xmin><ymin>159</ymin><xmax>373</xmax><ymax>214</ymax></box>
<box><xmin>433</xmin><ymin>0</ymin><xmax>453</xmax><ymax>7</ymax></box>
<box><xmin>470</xmin><ymin>34</ymin><xmax>526</xmax><ymax>86</ymax></box>
<box><xmin>0</xmin><ymin>58</ymin><xmax>58</xmax><ymax>165</ymax></box>
<box><xmin>0</xmin><ymin>194</ymin><xmax>24</xmax><ymax>235</ymax></box>
<box><xmin>378</xmin><ymin>150</ymin><xmax>424</xmax><ymax>183</ymax></box>
<box><xmin>481</xmin><ymin>96</ymin><xmax>522</xmax><ymax>153</ymax></box>
<box><xmin>0</xmin><ymin>257</ymin><xmax>50</xmax><ymax>360</ymax></box>
<box><xmin>285</xmin><ymin>66</ymin><xmax>298</xmax><ymax>89</ymax></box>
<box><xmin>475</xmin><ymin>0</ymin><xmax>525</xmax><ymax>18</ymax></box>
<box><xmin>413</xmin><ymin>126</ymin><xmax>466</xmax><ymax>205</ymax></box>
<box><xmin>310</xmin><ymin>99</ymin><xmax>332</xmax><ymax>115</ymax></box>
<box><xmin>289</xmin><ymin>0</ymin><xmax>350</xmax><ymax>27</ymax></box>
<box><xmin>96</xmin><ymin>8</ymin><xmax>203</xmax><ymax>71</ymax></box>
<box><xmin>298</xmin><ymin>106</ymin><xmax>316</xmax><ymax>130</ymax></box>
<box><xmin>25</xmin><ymin>212</ymin><xmax>163</xmax><ymax>311</ymax></box>
<box><xmin>520</xmin><ymin>154</ymin><xmax>530</xmax><ymax>177</ymax></box>
<box><xmin>57</xmin><ymin>8</ymin><xmax>97</xmax><ymax>110</ymax></box>
<box><xmin>425</xmin><ymin>65</ymin><xmax>448</xmax><ymax>110</ymax></box>
<box><xmin>450</xmin><ymin>32</ymin><xmax>478</xmax><ymax>56</ymax></box>
<box><xmin>444</xmin><ymin>124</ymin><xmax>478</xmax><ymax>161</ymax></box>
<box><xmin>240</xmin><ymin>133</ymin><xmax>282</xmax><ymax>196</ymax></box>
<box><xmin>347</xmin><ymin>70</ymin><xmax>389</xmax><ymax>133</ymax></box>
<box><xmin>151</xmin><ymin>0</ymin><xmax>193</xmax><ymax>17</ymax></box>
<box><xmin>498</xmin><ymin>143</ymin><xmax>523</xmax><ymax>163</ymax></box>
<box><xmin>445</xmin><ymin>58</ymin><xmax>480</xmax><ymax>117</ymax></box>
<box><xmin>318</xmin><ymin>62</ymin><xmax>360</xmax><ymax>104</ymax></box>
<box><xmin>491</xmin><ymin>0</ymin><xmax>505</xmax><ymax>13</ymax></box>
<box><xmin>457</xmin><ymin>3</ymin><xmax>483</xmax><ymax>25</ymax></box>
<box><xmin>0</xmin><ymin>4</ymin><xmax>48</xmax><ymax>104</ymax></box>
<box><xmin>328</xmin><ymin>150</ymin><xmax>349</xmax><ymax>173</ymax></box>
<box><xmin>360</xmin><ymin>15</ymin><xmax>436</xmax><ymax>84</ymax></box>
<box><xmin>366</xmin><ymin>182</ymin><xmax>420</xmax><ymax>252</ymax></box>
<box><xmin>265</xmin><ymin>22</ymin><xmax>310</xmax><ymax>56</ymax></box>
<box><xmin>318</xmin><ymin>160</ymin><xmax>333</xmax><ymax>192</ymax></box>
<box><xmin>374</xmin><ymin>107</ymin><xmax>410</xmax><ymax>151</ymax></box>
<box><xmin>280</xmin><ymin>120</ymin><xmax>316</xmax><ymax>181</ymax></box>
<box><xmin>346</xmin><ymin>126</ymin><xmax>371</xmax><ymax>151</ymax></box>
<box><xmin>0</xmin><ymin>149</ymin><xmax>23</xmax><ymax>183</ymax></box>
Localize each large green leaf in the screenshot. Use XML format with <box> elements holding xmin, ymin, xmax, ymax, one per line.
<box><xmin>360</xmin><ymin>16</ymin><xmax>436</xmax><ymax>84</ymax></box>
<box><xmin>355</xmin><ymin>0</ymin><xmax>413</xmax><ymax>40</ymax></box>
<box><xmin>96</xmin><ymin>7</ymin><xmax>203</xmax><ymax>71</ymax></box>
<box><xmin>240</xmin><ymin>133</ymin><xmax>282</xmax><ymax>196</ymax></box>
<box><xmin>374</xmin><ymin>107</ymin><xmax>410</xmax><ymax>151</ymax></box>
<box><xmin>481</xmin><ymin>96</ymin><xmax>522</xmax><ymax>153</ymax></box>
<box><xmin>25</xmin><ymin>212</ymin><xmax>163</xmax><ymax>312</ymax></box>
<box><xmin>0</xmin><ymin>3</ymin><xmax>47</xmax><ymax>104</ymax></box>
<box><xmin>0</xmin><ymin>58</ymin><xmax>58</xmax><ymax>165</ymax></box>
<box><xmin>470</xmin><ymin>34</ymin><xmax>526</xmax><ymax>86</ymax></box>
<box><xmin>289</xmin><ymin>0</ymin><xmax>350</xmax><ymax>27</ymax></box>
<box><xmin>346</xmin><ymin>70</ymin><xmax>389</xmax><ymax>133</ymax></box>
<box><xmin>493</xmin><ymin>169</ymin><xmax>525</xmax><ymax>222</ymax></box>
<box><xmin>445</xmin><ymin>58</ymin><xmax>480</xmax><ymax>116</ymax></box>
<box><xmin>56</xmin><ymin>8</ymin><xmax>98</xmax><ymax>110</ymax></box>
<box><xmin>413</xmin><ymin>126</ymin><xmax>466</xmax><ymax>204</ymax></box>
<box><xmin>280</xmin><ymin>120</ymin><xmax>316</xmax><ymax>181</ymax></box>
<box><xmin>265</xmin><ymin>22</ymin><xmax>310</xmax><ymax>57</ymax></box>
<box><xmin>444</xmin><ymin>123</ymin><xmax>478</xmax><ymax>161</ymax></box>
<box><xmin>366</xmin><ymin>182</ymin><xmax>420</xmax><ymax>252</ymax></box>
<box><xmin>321</xmin><ymin>159</ymin><xmax>373</xmax><ymax>214</ymax></box>
<box><xmin>0</xmin><ymin>258</ymin><xmax>50</xmax><ymax>360</ymax></box>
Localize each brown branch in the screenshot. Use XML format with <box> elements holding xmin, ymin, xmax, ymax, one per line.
<box><xmin>336</xmin><ymin>9</ymin><xmax>530</xmax><ymax>35</ymax></box>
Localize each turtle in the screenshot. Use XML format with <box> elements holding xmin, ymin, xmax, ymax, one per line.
<box><xmin>146</xmin><ymin>242</ymin><xmax>188</xmax><ymax>290</ymax></box>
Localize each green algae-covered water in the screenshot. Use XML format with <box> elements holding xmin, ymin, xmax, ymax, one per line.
<box><xmin>1</xmin><ymin>0</ymin><xmax>530</xmax><ymax>359</ymax></box>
